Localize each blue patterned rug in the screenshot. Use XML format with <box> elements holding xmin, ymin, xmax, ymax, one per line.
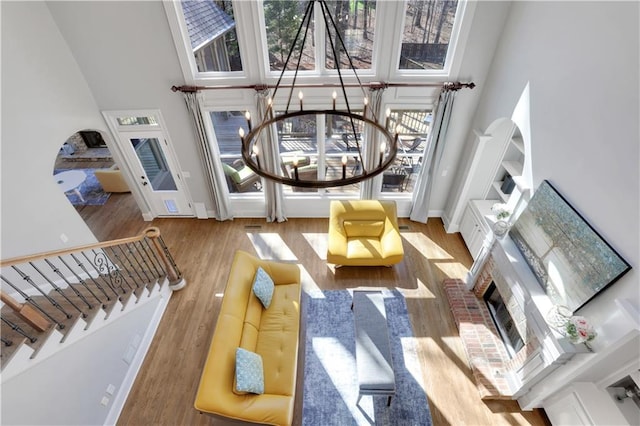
<box><xmin>302</xmin><ymin>289</ymin><xmax>432</xmax><ymax>426</ymax></box>
<box><xmin>54</xmin><ymin>169</ymin><xmax>111</xmax><ymax>206</ymax></box>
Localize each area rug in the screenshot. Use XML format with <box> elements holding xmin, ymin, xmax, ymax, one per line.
<box><xmin>302</xmin><ymin>289</ymin><xmax>432</xmax><ymax>426</ymax></box>
<box><xmin>53</xmin><ymin>169</ymin><xmax>111</xmax><ymax>206</ymax></box>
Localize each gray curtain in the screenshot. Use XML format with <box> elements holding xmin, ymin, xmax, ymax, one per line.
<box><xmin>256</xmin><ymin>89</ymin><xmax>287</xmax><ymax>222</ymax></box>
<box><xmin>182</xmin><ymin>91</ymin><xmax>232</xmax><ymax>221</ymax></box>
<box><xmin>409</xmin><ymin>89</ymin><xmax>457</xmax><ymax>223</ymax></box>
<box><xmin>361</xmin><ymin>86</ymin><xmax>385</xmax><ymax>199</ymax></box>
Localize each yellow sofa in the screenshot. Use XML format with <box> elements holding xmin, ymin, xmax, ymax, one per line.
<box><xmin>327</xmin><ymin>200</ymin><xmax>404</xmax><ymax>266</ymax></box>
<box><xmin>194</xmin><ymin>250</ymin><xmax>301</xmax><ymax>426</ymax></box>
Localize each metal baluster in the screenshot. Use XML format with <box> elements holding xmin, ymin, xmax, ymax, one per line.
<box><xmin>1</xmin><ymin>317</ymin><xmax>37</xmax><ymax>343</ymax></box>
<box><xmin>81</xmin><ymin>251</ymin><xmax>126</xmax><ymax>295</ymax></box>
<box><xmin>1</xmin><ymin>336</ymin><xmax>13</xmax><ymax>346</ymax></box>
<box><xmin>115</xmin><ymin>245</ymin><xmax>145</xmax><ymax>287</ymax></box>
<box><xmin>57</xmin><ymin>256</ymin><xmax>106</xmax><ymax>307</ymax></box>
<box><xmin>134</xmin><ymin>241</ymin><xmax>158</xmax><ymax>282</ymax></box>
<box><xmin>69</xmin><ymin>253</ymin><xmax>116</xmax><ymax>300</ymax></box>
<box><xmin>125</xmin><ymin>243</ymin><xmax>152</xmax><ymax>284</ymax></box>
<box><xmin>10</xmin><ymin>266</ymin><xmax>72</xmax><ymax>319</ymax></box>
<box><xmin>103</xmin><ymin>247</ymin><xmax>135</xmax><ymax>291</ymax></box>
<box><xmin>92</xmin><ymin>249</ymin><xmax>133</xmax><ymax>292</ymax></box>
<box><xmin>141</xmin><ymin>238</ymin><xmax>164</xmax><ymax>279</ymax></box>
<box><xmin>44</xmin><ymin>258</ymin><xmax>93</xmax><ymax>310</ymax></box>
<box><xmin>29</xmin><ymin>262</ymin><xmax>86</xmax><ymax>318</ymax></box>
<box><xmin>157</xmin><ymin>234</ymin><xmax>183</xmax><ymax>279</ymax></box>
<box><xmin>0</xmin><ymin>275</ymin><xmax>63</xmax><ymax>329</ymax></box>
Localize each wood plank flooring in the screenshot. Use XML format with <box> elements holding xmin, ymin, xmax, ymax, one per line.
<box><xmin>79</xmin><ymin>193</ymin><xmax>550</xmax><ymax>426</ymax></box>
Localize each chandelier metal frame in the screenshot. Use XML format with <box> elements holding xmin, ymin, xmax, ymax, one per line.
<box><xmin>240</xmin><ymin>0</ymin><xmax>397</xmax><ymax>188</ymax></box>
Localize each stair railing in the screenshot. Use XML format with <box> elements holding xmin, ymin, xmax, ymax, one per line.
<box><xmin>0</xmin><ymin>227</ymin><xmax>185</xmax><ymax>335</ymax></box>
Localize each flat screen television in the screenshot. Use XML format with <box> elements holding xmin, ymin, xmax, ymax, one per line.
<box><xmin>509</xmin><ymin>180</ymin><xmax>631</xmax><ymax>313</ymax></box>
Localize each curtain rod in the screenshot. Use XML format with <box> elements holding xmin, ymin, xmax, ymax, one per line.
<box><xmin>171</xmin><ymin>81</ymin><xmax>475</xmax><ymax>93</ymax></box>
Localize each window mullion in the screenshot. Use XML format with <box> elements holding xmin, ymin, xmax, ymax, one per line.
<box><xmin>314</xmin><ymin>2</ymin><xmax>326</xmax><ymax>76</ymax></box>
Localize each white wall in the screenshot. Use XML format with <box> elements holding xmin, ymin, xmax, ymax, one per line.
<box><xmin>1</xmin><ymin>1</ymin><xmax>103</xmax><ymax>258</ymax></box>
<box><xmin>46</xmin><ymin>1</ymin><xmax>211</xmax><ymax>213</ymax></box>
<box><xmin>462</xmin><ymin>0</ymin><xmax>639</xmax><ymax>402</ymax></box>
<box><xmin>428</xmin><ymin>0</ymin><xmax>512</xmax><ymax>213</ymax></box>
<box><xmin>1</xmin><ymin>297</ymin><xmax>163</xmax><ymax>426</ymax></box>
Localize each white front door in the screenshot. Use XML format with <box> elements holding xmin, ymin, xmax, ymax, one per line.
<box><xmin>103</xmin><ymin>111</ymin><xmax>193</xmax><ymax>217</ymax></box>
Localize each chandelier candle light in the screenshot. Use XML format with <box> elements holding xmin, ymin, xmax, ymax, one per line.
<box><xmin>239</xmin><ymin>0</ymin><xmax>398</xmax><ymax>188</ymax></box>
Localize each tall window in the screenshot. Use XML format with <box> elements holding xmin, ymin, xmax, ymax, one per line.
<box><xmin>264</xmin><ymin>1</ymin><xmax>315</xmax><ymax>71</ymax></box>
<box><xmin>381</xmin><ymin>109</ymin><xmax>431</xmax><ymax>194</ymax></box>
<box><xmin>276</xmin><ymin>111</ymin><xmax>363</xmax><ymax>194</ymax></box>
<box><xmin>399</xmin><ymin>0</ymin><xmax>458</xmax><ymax>70</ymax></box>
<box><xmin>181</xmin><ymin>0</ymin><xmax>243</xmax><ymax>72</ymax></box>
<box><xmin>324</xmin><ymin>0</ymin><xmax>376</xmax><ymax>70</ymax></box>
<box><xmin>210</xmin><ymin>111</ymin><xmax>262</xmax><ymax>194</ymax></box>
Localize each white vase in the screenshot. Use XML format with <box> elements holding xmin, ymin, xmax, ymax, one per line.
<box><xmin>492</xmin><ymin>220</ymin><xmax>510</xmax><ymax>239</ymax></box>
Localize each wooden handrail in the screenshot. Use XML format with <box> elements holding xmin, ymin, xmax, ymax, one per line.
<box><xmin>0</xmin><ymin>227</ymin><xmax>158</xmax><ymax>267</ymax></box>
<box><xmin>0</xmin><ymin>290</ymin><xmax>51</xmax><ymax>331</ymax></box>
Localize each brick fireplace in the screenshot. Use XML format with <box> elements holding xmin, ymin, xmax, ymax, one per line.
<box><xmin>445</xmin><ymin>237</ymin><xmax>588</xmax><ymax>400</ymax></box>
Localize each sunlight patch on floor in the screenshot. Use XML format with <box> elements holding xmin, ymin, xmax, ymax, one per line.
<box><xmin>300</xmin><ymin>264</ymin><xmax>325</xmax><ymax>299</ymax></box>
<box><xmin>247</xmin><ymin>232</ymin><xmax>297</xmax><ymax>261</ymax></box>
<box><xmin>434</xmin><ymin>261</ymin><xmax>468</xmax><ymax>280</ymax></box>
<box><xmin>402</xmin><ymin>278</ymin><xmax>437</xmax><ymax>299</ymax></box>
<box><xmin>401</xmin><ymin>337</ymin><xmax>427</xmax><ymax>393</ymax></box>
<box><xmin>440</xmin><ymin>336</ymin><xmax>471</xmax><ymax>364</ymax></box>
<box><xmin>401</xmin><ymin>232</ymin><xmax>454</xmax><ymax>260</ymax></box>
<box><xmin>301</xmin><ymin>233</ymin><xmax>328</xmax><ymax>260</ymax></box>
<box><xmin>312</xmin><ymin>337</ymin><xmax>371</xmax><ymax>423</ymax></box>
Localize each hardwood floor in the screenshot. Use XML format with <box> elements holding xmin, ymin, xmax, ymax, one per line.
<box><xmin>79</xmin><ymin>194</ymin><xmax>550</xmax><ymax>426</ymax></box>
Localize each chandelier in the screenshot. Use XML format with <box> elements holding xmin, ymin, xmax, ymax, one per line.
<box><xmin>239</xmin><ymin>0</ymin><xmax>397</xmax><ymax>188</ymax></box>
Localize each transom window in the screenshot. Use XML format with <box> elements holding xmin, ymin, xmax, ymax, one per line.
<box><xmin>263</xmin><ymin>0</ymin><xmax>377</xmax><ymax>73</ymax></box>
<box><xmin>400</xmin><ymin>0</ymin><xmax>459</xmax><ymax>70</ymax></box>
<box><xmin>169</xmin><ymin>0</ymin><xmax>464</xmax><ymax>78</ymax></box>
<box><xmin>180</xmin><ymin>0</ymin><xmax>243</xmax><ymax>73</ymax></box>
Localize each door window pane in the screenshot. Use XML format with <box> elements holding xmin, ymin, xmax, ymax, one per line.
<box><xmin>325</xmin><ymin>0</ymin><xmax>376</xmax><ymax>70</ymax></box>
<box><xmin>381</xmin><ymin>110</ymin><xmax>431</xmax><ymax>193</ymax></box>
<box><xmin>181</xmin><ymin>0</ymin><xmax>243</xmax><ymax>72</ymax></box>
<box><xmin>399</xmin><ymin>0</ymin><xmax>458</xmax><ymax>70</ymax></box>
<box><xmin>131</xmin><ymin>138</ymin><xmax>178</xmax><ymax>191</ymax></box>
<box><xmin>264</xmin><ymin>1</ymin><xmax>315</xmax><ymax>71</ymax></box>
<box><xmin>210</xmin><ymin>111</ymin><xmax>262</xmax><ymax>193</ymax></box>
<box><xmin>324</xmin><ymin>112</ymin><xmax>364</xmax><ymax>194</ymax></box>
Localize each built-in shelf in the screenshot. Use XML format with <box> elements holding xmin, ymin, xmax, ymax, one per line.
<box><xmin>488</xmin><ymin>128</ymin><xmax>525</xmax><ymax>204</ymax></box>
<box><xmin>511</xmin><ymin>136</ymin><xmax>525</xmax><ymax>154</ymax></box>
<box><xmin>502</xmin><ymin>160</ymin><xmax>523</xmax><ymax>177</ymax></box>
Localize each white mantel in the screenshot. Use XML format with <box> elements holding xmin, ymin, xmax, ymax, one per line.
<box><xmin>486</xmin><ymin>234</ymin><xmax>640</xmax><ymax>425</ymax></box>
<box><xmin>489</xmin><ymin>237</ymin><xmax>591</xmax><ymax>399</ymax></box>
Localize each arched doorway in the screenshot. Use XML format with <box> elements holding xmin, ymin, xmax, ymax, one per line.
<box><xmin>53</xmin><ymin>129</ymin><xmax>130</xmax><ymax>209</ymax></box>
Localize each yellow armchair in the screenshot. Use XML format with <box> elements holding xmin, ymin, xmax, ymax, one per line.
<box><xmin>327</xmin><ymin>200</ymin><xmax>404</xmax><ymax>266</ymax></box>
<box><xmin>93</xmin><ymin>165</ymin><xmax>130</xmax><ymax>193</ymax></box>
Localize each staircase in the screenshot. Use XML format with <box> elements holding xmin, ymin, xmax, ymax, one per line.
<box><xmin>0</xmin><ymin>227</ymin><xmax>185</xmax><ymax>377</ymax></box>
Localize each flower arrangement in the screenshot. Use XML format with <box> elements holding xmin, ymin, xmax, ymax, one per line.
<box><xmin>564</xmin><ymin>316</ymin><xmax>597</xmax><ymax>344</ymax></box>
<box><xmin>491</xmin><ymin>203</ymin><xmax>511</xmax><ymax>220</ymax></box>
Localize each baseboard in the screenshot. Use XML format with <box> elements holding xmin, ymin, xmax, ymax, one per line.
<box><xmin>105</xmin><ymin>285</ymin><xmax>173</xmax><ymax>425</ymax></box>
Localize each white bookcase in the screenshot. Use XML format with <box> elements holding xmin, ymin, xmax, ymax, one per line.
<box><xmin>486</xmin><ymin>131</ymin><xmax>525</xmax><ymax>203</ymax></box>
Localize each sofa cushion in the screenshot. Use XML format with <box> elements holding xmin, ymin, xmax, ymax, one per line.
<box><xmin>253</xmin><ymin>267</ymin><xmax>274</xmax><ymax>309</ymax></box>
<box><xmin>343</xmin><ymin>220</ymin><xmax>385</xmax><ymax>238</ymax></box>
<box><xmin>235</xmin><ymin>348</ymin><xmax>265</xmax><ymax>394</ymax></box>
